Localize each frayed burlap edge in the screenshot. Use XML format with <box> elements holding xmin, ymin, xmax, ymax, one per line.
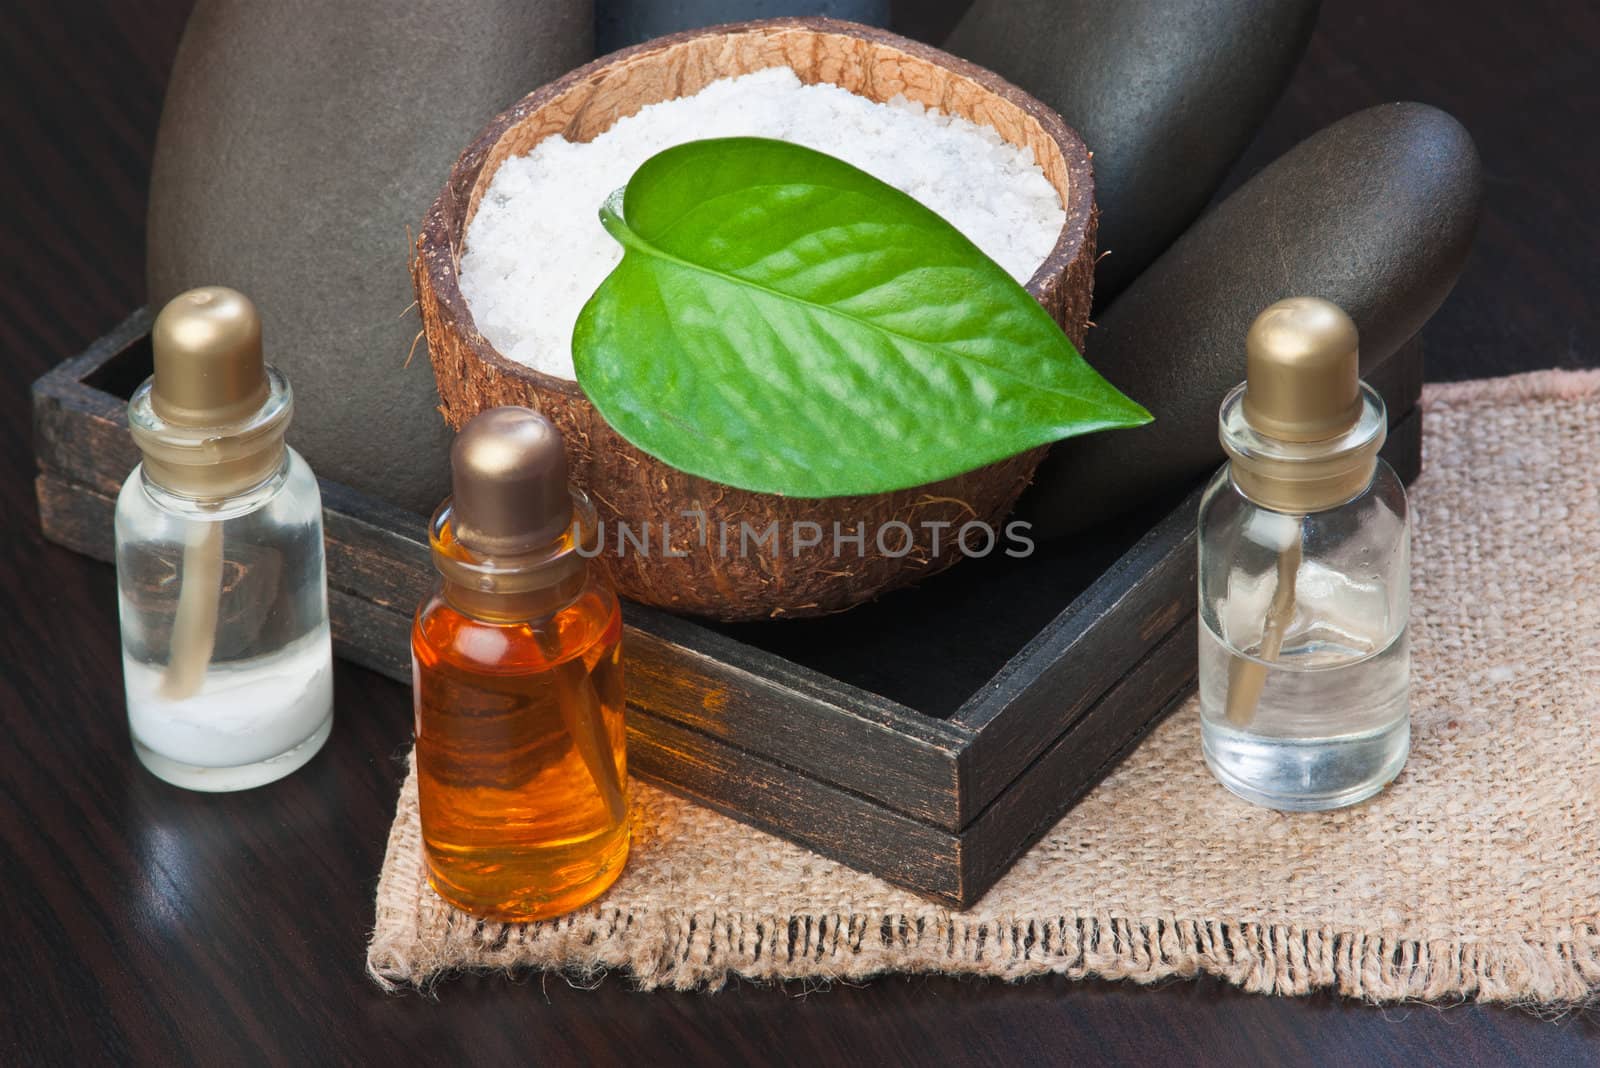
<box><xmin>368</xmin><ymin>369</ymin><xmax>1600</xmax><ymax>1004</ymax></box>
<box><xmin>371</xmin><ymin>878</ymin><xmax>1600</xmax><ymax>1005</ymax></box>
<box><xmin>368</xmin><ymin>766</ymin><xmax>1600</xmax><ymax>1004</ymax></box>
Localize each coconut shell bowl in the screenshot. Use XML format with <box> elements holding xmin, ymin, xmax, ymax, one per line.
<box><xmin>414</xmin><ymin>17</ymin><xmax>1096</xmax><ymax>622</ymax></box>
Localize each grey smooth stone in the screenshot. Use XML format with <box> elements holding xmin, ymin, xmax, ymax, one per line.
<box><xmin>597</xmin><ymin>1</ymin><xmax>889</xmax><ymax>53</ymax></box>
<box><xmin>1019</xmin><ymin>102</ymin><xmax>1483</xmax><ymax>539</ymax></box>
<box><xmin>946</xmin><ymin>0</ymin><xmax>1320</xmax><ymax>301</ymax></box>
<box><xmin>148</xmin><ymin>0</ymin><xmax>593</xmax><ymax>515</ymax></box>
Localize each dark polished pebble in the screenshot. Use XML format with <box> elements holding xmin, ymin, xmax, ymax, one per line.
<box><xmin>1021</xmin><ymin>102</ymin><xmax>1483</xmax><ymax>539</ymax></box>
<box><xmin>147</xmin><ymin>0</ymin><xmax>594</xmax><ymax>515</ymax></box>
<box><xmin>946</xmin><ymin>0</ymin><xmax>1320</xmax><ymax>301</ymax></box>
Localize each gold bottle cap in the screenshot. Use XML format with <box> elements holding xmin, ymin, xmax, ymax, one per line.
<box><xmin>130</xmin><ymin>287</ymin><xmax>292</xmax><ymax>499</ymax></box>
<box><xmin>1220</xmin><ymin>298</ymin><xmax>1386</xmax><ymax>514</ymax></box>
<box><xmin>1241</xmin><ymin>297</ymin><xmax>1363</xmax><ymax>442</ymax></box>
<box><xmin>150</xmin><ymin>286</ymin><xmax>270</xmax><ymax>425</ymax></box>
<box><xmin>450</xmin><ymin>407</ymin><xmax>574</xmax><ymax>556</ymax></box>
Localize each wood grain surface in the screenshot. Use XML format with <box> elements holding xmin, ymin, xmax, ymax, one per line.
<box><xmin>3</xmin><ymin>0</ymin><xmax>1597</xmax><ymax>1063</ymax></box>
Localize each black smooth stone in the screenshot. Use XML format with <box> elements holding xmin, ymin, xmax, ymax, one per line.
<box><xmin>1019</xmin><ymin>102</ymin><xmax>1483</xmax><ymax>539</ymax></box>
<box><xmin>597</xmin><ymin>1</ymin><xmax>890</xmax><ymax>53</ymax></box>
<box><xmin>945</xmin><ymin>0</ymin><xmax>1320</xmax><ymax>302</ymax></box>
<box><xmin>147</xmin><ymin>0</ymin><xmax>593</xmax><ymax>515</ymax></box>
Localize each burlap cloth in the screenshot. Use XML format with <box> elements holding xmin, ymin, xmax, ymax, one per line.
<box><xmin>369</xmin><ymin>370</ymin><xmax>1600</xmax><ymax>1003</ymax></box>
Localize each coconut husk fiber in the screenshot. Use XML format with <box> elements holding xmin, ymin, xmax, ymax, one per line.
<box><xmin>370</xmin><ymin>371</ymin><xmax>1600</xmax><ymax>1006</ymax></box>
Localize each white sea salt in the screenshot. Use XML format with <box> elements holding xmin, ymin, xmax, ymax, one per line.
<box><xmin>125</xmin><ymin>626</ymin><xmax>334</xmax><ymax>769</ymax></box>
<box><xmin>459</xmin><ymin>67</ymin><xmax>1067</xmax><ymax>380</ymax></box>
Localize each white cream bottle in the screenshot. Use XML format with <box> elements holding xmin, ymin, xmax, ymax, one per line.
<box><xmin>115</xmin><ymin>287</ymin><xmax>333</xmax><ymax>791</ymax></box>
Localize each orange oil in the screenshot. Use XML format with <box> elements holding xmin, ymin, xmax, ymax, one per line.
<box><xmin>411</xmin><ymin>577</ymin><xmax>628</xmax><ymax>921</ymax></box>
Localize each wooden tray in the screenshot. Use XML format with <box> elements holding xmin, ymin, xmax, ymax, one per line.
<box><xmin>32</xmin><ymin>309</ymin><xmax>1424</xmax><ymax>905</ymax></box>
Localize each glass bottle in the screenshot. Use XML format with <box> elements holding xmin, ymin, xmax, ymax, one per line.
<box><xmin>412</xmin><ymin>407</ymin><xmax>629</xmax><ymax>921</ymax></box>
<box><xmin>116</xmin><ymin>287</ymin><xmax>334</xmax><ymax>792</ymax></box>
<box><xmin>1197</xmin><ymin>297</ymin><xmax>1410</xmax><ymax>811</ymax></box>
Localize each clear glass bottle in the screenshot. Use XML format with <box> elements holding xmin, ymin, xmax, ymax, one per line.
<box><xmin>412</xmin><ymin>407</ymin><xmax>629</xmax><ymax>922</ymax></box>
<box><xmin>1197</xmin><ymin>298</ymin><xmax>1410</xmax><ymax>811</ymax></box>
<box><xmin>116</xmin><ymin>287</ymin><xmax>333</xmax><ymax>792</ymax></box>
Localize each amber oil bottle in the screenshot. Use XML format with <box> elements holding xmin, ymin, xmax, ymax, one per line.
<box><xmin>412</xmin><ymin>407</ymin><xmax>628</xmax><ymax>921</ymax></box>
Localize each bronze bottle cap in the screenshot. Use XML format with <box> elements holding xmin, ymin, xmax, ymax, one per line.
<box><xmin>1241</xmin><ymin>297</ymin><xmax>1363</xmax><ymax>443</ymax></box>
<box><xmin>130</xmin><ymin>287</ymin><xmax>292</xmax><ymax>499</ymax></box>
<box><xmin>1220</xmin><ymin>298</ymin><xmax>1386</xmax><ymax>514</ymax></box>
<box><xmin>450</xmin><ymin>407</ymin><xmax>574</xmax><ymax>557</ymax></box>
<box><xmin>150</xmin><ymin>286</ymin><xmax>270</xmax><ymax>426</ymax></box>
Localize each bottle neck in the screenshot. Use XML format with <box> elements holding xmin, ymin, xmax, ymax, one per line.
<box><xmin>441</xmin><ymin>567</ymin><xmax>589</xmax><ymax>624</ymax></box>
<box><xmin>129</xmin><ymin>365</ymin><xmax>295</xmax><ymax>502</ymax></box>
<box><xmin>1220</xmin><ymin>380</ymin><xmax>1387</xmax><ymax>514</ymax></box>
<box><xmin>1227</xmin><ymin>452</ymin><xmax>1379</xmax><ymax>516</ymax></box>
<box><xmin>139</xmin><ymin>444</ymin><xmax>291</xmax><ymax>518</ymax></box>
<box><xmin>429</xmin><ymin>491</ymin><xmax>599</xmax><ymax>624</ymax></box>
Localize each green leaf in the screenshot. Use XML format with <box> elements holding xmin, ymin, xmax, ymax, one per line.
<box><xmin>572</xmin><ymin>137</ymin><xmax>1150</xmax><ymax>498</ymax></box>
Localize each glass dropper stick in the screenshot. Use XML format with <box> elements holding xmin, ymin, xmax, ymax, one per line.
<box><xmin>532</xmin><ymin>615</ymin><xmax>628</xmax><ymax>825</ymax></box>
<box><xmin>552</xmin><ymin>658</ymin><xmax>628</xmax><ymax>825</ymax></box>
<box><xmin>1225</xmin><ymin>524</ymin><xmax>1303</xmax><ymax>726</ymax></box>
<box><xmin>158</xmin><ymin>516</ymin><xmax>224</xmax><ymax>700</ymax></box>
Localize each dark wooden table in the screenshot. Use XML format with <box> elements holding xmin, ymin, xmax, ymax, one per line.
<box><xmin>4</xmin><ymin>1</ymin><xmax>1597</xmax><ymax>1063</ymax></box>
